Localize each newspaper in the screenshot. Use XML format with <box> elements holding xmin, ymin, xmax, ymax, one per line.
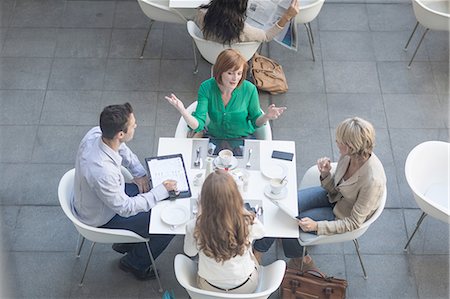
<box><xmin>246</xmin><ymin>0</ymin><xmax>298</xmax><ymax>51</ymax></box>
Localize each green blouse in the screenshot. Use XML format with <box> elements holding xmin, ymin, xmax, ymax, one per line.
<box><xmin>191</xmin><ymin>78</ymin><xmax>263</xmax><ymax>139</ymax></box>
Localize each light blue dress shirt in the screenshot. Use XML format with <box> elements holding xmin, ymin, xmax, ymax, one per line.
<box><xmin>73</xmin><ymin>127</ymin><xmax>168</xmax><ymax>227</ymax></box>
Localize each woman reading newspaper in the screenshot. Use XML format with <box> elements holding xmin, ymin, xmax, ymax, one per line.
<box><xmin>196</xmin><ymin>0</ymin><xmax>299</xmax><ymax>44</ymax></box>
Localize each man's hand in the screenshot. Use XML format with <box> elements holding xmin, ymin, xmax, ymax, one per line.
<box><xmin>163</xmin><ymin>180</ymin><xmax>178</xmax><ymax>192</ymax></box>
<box><xmin>133</xmin><ymin>176</ymin><xmax>150</xmax><ymax>193</ymax></box>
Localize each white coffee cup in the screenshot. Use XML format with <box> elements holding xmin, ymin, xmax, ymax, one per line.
<box><xmin>270</xmin><ymin>178</ymin><xmax>288</xmax><ymax>195</ymax></box>
<box><xmin>218</xmin><ymin>149</ymin><xmax>233</xmax><ymax>166</ymax></box>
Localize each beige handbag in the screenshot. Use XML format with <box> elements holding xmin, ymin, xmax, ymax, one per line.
<box><xmin>251</xmin><ymin>53</ymin><xmax>288</xmax><ymax>95</ymax></box>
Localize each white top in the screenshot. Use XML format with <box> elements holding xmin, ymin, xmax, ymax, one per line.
<box><xmin>73</xmin><ymin>127</ymin><xmax>169</xmax><ymax>227</ymax></box>
<box><xmin>184</xmin><ymin>217</ymin><xmax>265</xmax><ymax>288</ymax></box>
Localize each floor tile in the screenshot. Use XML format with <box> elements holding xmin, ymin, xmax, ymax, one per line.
<box><xmin>281</xmin><ymin>61</ymin><xmax>325</xmax><ymax>93</ymax></box>
<box><xmin>324</xmin><ymin>61</ymin><xmax>380</xmax><ymax>93</ymax></box>
<box><xmin>0</xmin><ymin>0</ymin><xmax>14</xmax><ymax>27</ymax></box>
<box><xmin>327</xmin><ymin>93</ymin><xmax>387</xmax><ymax>128</ymax></box>
<box><xmin>1</xmin><ymin>28</ymin><xmax>57</xmax><ymax>58</ymax></box>
<box><xmin>378</xmin><ymin>61</ymin><xmax>436</xmax><ymax>94</ymax></box>
<box><xmin>345</xmin><ymin>254</ymin><xmax>418</xmax><ymax>298</ymax></box>
<box><xmin>114</xmin><ymin>0</ymin><xmax>150</xmax><ymax>29</ymax></box>
<box><xmin>109</xmin><ymin>28</ymin><xmax>157</xmax><ymax>59</ymax></box>
<box><xmin>12</xmin><ymin>206</ymin><xmax>78</xmax><ymax>251</ymax></box>
<box><xmin>367</xmin><ymin>3</ymin><xmax>416</xmax><ymax>31</ymax></box>
<box><xmin>320</xmin><ymin>31</ymin><xmax>375</xmax><ymax>61</ymax></box>
<box><xmin>11</xmin><ymin>0</ymin><xmax>64</xmax><ymax>27</ymax></box>
<box><xmin>61</xmin><ymin>0</ymin><xmax>115</xmax><ymax>28</ymax></box>
<box><xmin>162</xmin><ymin>23</ymin><xmax>195</xmax><ymax>60</ymax></box>
<box><xmin>372</xmin><ymin>31</ymin><xmax>429</xmax><ymax>61</ymax></box>
<box><xmin>49</xmin><ymin>58</ymin><xmax>107</xmax><ymax>90</ymax></box>
<box><xmin>0</xmin><ymin>90</ymin><xmax>45</xmax><ymax>125</ymax></box>
<box><xmin>431</xmin><ymin>61</ymin><xmax>449</xmax><ymax>95</ymax></box>
<box><xmin>0</xmin><ymin>125</ymin><xmax>37</xmax><ymax>163</ymax></box>
<box><xmin>55</xmin><ymin>28</ymin><xmax>111</xmax><ymax>58</ymax></box>
<box><xmin>0</xmin><ymin>206</ymin><xmax>20</xmax><ymax>249</ymax></box>
<box><xmin>411</xmin><ymin>255</ymin><xmax>450</xmax><ymax>299</ymax></box>
<box><xmin>31</xmin><ymin>125</ymin><xmax>92</xmax><ymax>164</ymax></box>
<box><xmin>424</xmin><ymin>30</ymin><xmax>449</xmax><ymax>62</ymax></box>
<box><xmin>159</xmin><ymin>60</ymin><xmax>211</xmax><ymax>92</ymax></box>
<box><xmin>271</xmin><ymin>93</ymin><xmax>328</xmax><ymax>129</ymax></box>
<box><xmin>104</xmin><ymin>59</ymin><xmax>158</xmax><ymax>91</ymax></box>
<box><xmin>318</xmin><ymin>4</ymin><xmax>369</xmax><ymax>31</ymax></box>
<box><xmin>0</xmin><ymin>57</ymin><xmax>52</xmax><ymax>89</ymax></box>
<box><xmin>384</xmin><ymin>93</ymin><xmax>446</xmax><ymax>128</ymax></box>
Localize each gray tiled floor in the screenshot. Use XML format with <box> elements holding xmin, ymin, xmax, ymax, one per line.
<box><xmin>0</xmin><ymin>0</ymin><xmax>449</xmax><ymax>298</ymax></box>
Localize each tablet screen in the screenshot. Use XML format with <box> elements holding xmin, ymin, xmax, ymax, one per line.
<box><xmin>208</xmin><ymin>138</ymin><xmax>245</xmax><ymax>157</ymax></box>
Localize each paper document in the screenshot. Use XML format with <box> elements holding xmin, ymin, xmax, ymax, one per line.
<box><xmin>246</xmin><ymin>0</ymin><xmax>298</xmax><ymax>51</ymax></box>
<box><xmin>147</xmin><ymin>156</ymin><xmax>189</xmax><ymax>192</ymax></box>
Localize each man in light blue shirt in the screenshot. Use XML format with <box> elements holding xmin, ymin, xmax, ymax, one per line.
<box><xmin>73</xmin><ymin>102</ymin><xmax>177</xmax><ymax>280</ymax></box>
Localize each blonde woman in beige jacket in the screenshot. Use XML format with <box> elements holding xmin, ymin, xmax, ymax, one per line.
<box><xmin>253</xmin><ymin>117</ymin><xmax>386</xmax><ymax>272</ymax></box>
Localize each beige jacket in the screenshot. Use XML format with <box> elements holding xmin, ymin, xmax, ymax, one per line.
<box><xmin>195</xmin><ymin>9</ymin><xmax>283</xmax><ymax>43</ymax></box>
<box><xmin>318</xmin><ymin>153</ymin><xmax>386</xmax><ymax>235</ymax></box>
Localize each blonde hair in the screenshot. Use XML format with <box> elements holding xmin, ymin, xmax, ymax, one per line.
<box><xmin>194</xmin><ymin>170</ymin><xmax>254</xmax><ymax>263</ymax></box>
<box><xmin>336</xmin><ymin>117</ymin><xmax>375</xmax><ymax>159</ymax></box>
<box><xmin>213</xmin><ymin>49</ymin><xmax>248</xmax><ymax>87</ymax></box>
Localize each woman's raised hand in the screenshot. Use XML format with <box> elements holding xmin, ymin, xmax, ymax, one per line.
<box><xmin>285</xmin><ymin>0</ymin><xmax>300</xmax><ymax>20</ymax></box>
<box><xmin>165</xmin><ymin>93</ymin><xmax>185</xmax><ymax>112</ymax></box>
<box><xmin>317</xmin><ymin>157</ymin><xmax>332</xmax><ymax>179</ymax></box>
<box><xmin>265</xmin><ymin>104</ymin><xmax>287</xmax><ymax>120</ymax></box>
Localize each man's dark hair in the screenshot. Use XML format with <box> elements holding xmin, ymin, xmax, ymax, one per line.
<box><xmin>99</xmin><ymin>102</ymin><xmax>133</xmax><ymax>139</ymax></box>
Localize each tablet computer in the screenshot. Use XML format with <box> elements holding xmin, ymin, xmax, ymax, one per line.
<box><xmin>208</xmin><ymin>138</ymin><xmax>245</xmax><ymax>157</ymax></box>
<box><xmin>144</xmin><ymin>154</ymin><xmax>192</xmax><ymax>199</ymax></box>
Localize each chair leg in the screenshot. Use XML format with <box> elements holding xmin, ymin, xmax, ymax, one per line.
<box><xmin>145</xmin><ymin>242</ymin><xmax>163</xmax><ymax>293</ymax></box>
<box><xmin>407</xmin><ymin>28</ymin><xmax>429</xmax><ymax>69</ymax></box>
<box><xmin>307</xmin><ymin>22</ymin><xmax>314</xmax><ymax>45</ymax></box>
<box><xmin>353</xmin><ymin>239</ymin><xmax>368</xmax><ymax>279</ymax></box>
<box><xmin>404</xmin><ymin>212</ymin><xmax>427</xmax><ymax>251</ymax></box>
<box><xmin>300</xmin><ymin>246</ymin><xmax>307</xmax><ymax>271</ymax></box>
<box><xmin>76</xmin><ymin>234</ymin><xmax>85</xmax><ymax>258</ymax></box>
<box><xmin>404</xmin><ymin>21</ymin><xmax>419</xmax><ymax>51</ymax></box>
<box><xmin>79</xmin><ymin>242</ymin><xmax>96</xmax><ymax>286</ymax></box>
<box><xmin>140</xmin><ymin>20</ymin><xmax>155</xmax><ymax>59</ymax></box>
<box><xmin>304</xmin><ymin>23</ymin><xmax>315</xmax><ymax>62</ymax></box>
<box><xmin>191</xmin><ymin>40</ymin><xmax>199</xmax><ymax>74</ymax></box>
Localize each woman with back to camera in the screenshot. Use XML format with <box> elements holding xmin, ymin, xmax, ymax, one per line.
<box><xmin>184</xmin><ymin>170</ymin><xmax>264</xmax><ymax>293</ymax></box>
<box><xmin>253</xmin><ymin>117</ymin><xmax>387</xmax><ymax>271</ymax></box>
<box><xmin>165</xmin><ymin>49</ymin><xmax>286</xmax><ymax>139</ymax></box>
<box><xmin>196</xmin><ymin>0</ymin><xmax>299</xmax><ymax>44</ymax></box>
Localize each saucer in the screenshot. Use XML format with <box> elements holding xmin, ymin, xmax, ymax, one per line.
<box><xmin>264</xmin><ymin>185</ymin><xmax>288</xmax><ymax>200</ymax></box>
<box><xmin>213</xmin><ymin>156</ymin><xmax>238</xmax><ymax>170</ymax></box>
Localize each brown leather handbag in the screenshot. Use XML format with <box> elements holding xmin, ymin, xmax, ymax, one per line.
<box><xmin>251</xmin><ymin>53</ymin><xmax>288</xmax><ymax>95</ymax></box>
<box><xmin>281</xmin><ymin>268</ymin><xmax>348</xmax><ymax>299</ymax></box>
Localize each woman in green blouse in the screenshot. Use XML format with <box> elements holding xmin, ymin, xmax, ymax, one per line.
<box><xmin>165</xmin><ymin>49</ymin><xmax>286</xmax><ymax>139</ymax></box>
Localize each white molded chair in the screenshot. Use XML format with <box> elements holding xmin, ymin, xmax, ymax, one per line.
<box><xmin>187</xmin><ymin>21</ymin><xmax>262</xmax><ymax>74</ymax></box>
<box><xmin>404</xmin><ymin>0</ymin><xmax>450</xmax><ymax>67</ymax></box>
<box><xmin>298</xmin><ymin>163</ymin><xmax>387</xmax><ymax>279</ymax></box>
<box><xmin>58</xmin><ymin>168</ymin><xmax>163</xmax><ymax>292</ymax></box>
<box><xmin>174</xmin><ymin>254</ymin><xmax>286</xmax><ymax>299</ymax></box>
<box><xmin>137</xmin><ymin>0</ymin><xmax>192</xmax><ymax>59</ymax></box>
<box><xmin>403</xmin><ymin>141</ymin><xmax>450</xmax><ymax>250</ymax></box>
<box><xmin>174</xmin><ymin>101</ymin><xmax>272</xmax><ymax>140</ymax></box>
<box><xmin>295</xmin><ymin>0</ymin><xmax>325</xmax><ymax>61</ymax></box>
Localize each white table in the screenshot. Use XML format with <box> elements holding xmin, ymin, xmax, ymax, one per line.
<box><xmin>149</xmin><ymin>137</ymin><xmax>299</xmax><ymax>238</ymax></box>
<box><xmin>169</xmin><ymin>0</ymin><xmax>207</xmax><ymax>8</ymax></box>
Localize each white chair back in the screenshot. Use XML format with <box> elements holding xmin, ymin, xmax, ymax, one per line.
<box><xmin>174</xmin><ymin>101</ymin><xmax>272</xmax><ymax>140</ymax></box>
<box><xmin>405</xmin><ymin>141</ymin><xmax>450</xmax><ymax>223</ymax></box>
<box><xmin>174</xmin><ymin>254</ymin><xmax>286</xmax><ymax>299</ymax></box>
<box><xmin>413</xmin><ymin>0</ymin><xmax>450</xmax><ymax>31</ymax></box>
<box><xmin>295</xmin><ymin>0</ymin><xmax>325</xmax><ymax>24</ymax></box>
<box><xmin>187</xmin><ymin>21</ymin><xmax>261</xmax><ymax>64</ymax></box>
<box><xmin>137</xmin><ymin>0</ymin><xmax>187</xmax><ymax>24</ymax></box>
<box><xmin>58</xmin><ymin>169</ymin><xmax>148</xmax><ymax>244</ymax></box>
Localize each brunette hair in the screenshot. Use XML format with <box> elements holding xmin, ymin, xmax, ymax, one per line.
<box><xmin>336</xmin><ymin>117</ymin><xmax>375</xmax><ymax>159</ymax></box>
<box><xmin>212</xmin><ymin>49</ymin><xmax>248</xmax><ymax>87</ymax></box>
<box><xmin>194</xmin><ymin>170</ymin><xmax>255</xmax><ymax>263</ymax></box>
<box><xmin>99</xmin><ymin>102</ymin><xmax>133</xmax><ymax>139</ymax></box>
<box><xmin>200</xmin><ymin>0</ymin><xmax>248</xmax><ymax>45</ymax></box>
